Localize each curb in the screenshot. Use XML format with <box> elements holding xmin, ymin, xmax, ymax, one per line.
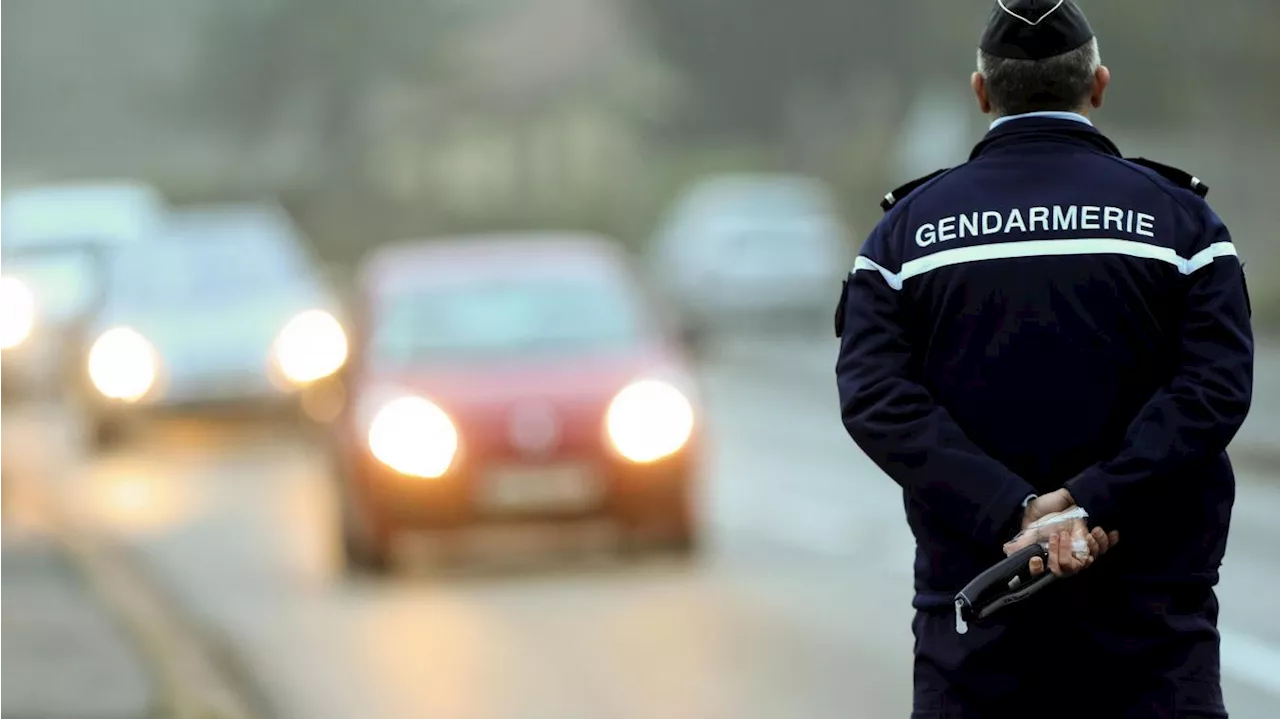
<box><xmin>12</xmin><ymin>474</ymin><xmax>274</xmax><ymax>719</ymax></box>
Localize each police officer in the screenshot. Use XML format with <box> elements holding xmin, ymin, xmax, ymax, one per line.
<box><xmin>834</xmin><ymin>1</ymin><xmax>1254</xmax><ymax>716</ymax></box>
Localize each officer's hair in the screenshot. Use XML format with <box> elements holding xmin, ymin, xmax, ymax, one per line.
<box><xmin>976</xmin><ymin>38</ymin><xmax>1101</xmax><ymax>117</ymax></box>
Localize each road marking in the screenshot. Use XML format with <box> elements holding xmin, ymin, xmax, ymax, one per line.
<box><xmin>1220</xmin><ymin>626</ymin><xmax>1280</xmax><ymax>697</ymax></box>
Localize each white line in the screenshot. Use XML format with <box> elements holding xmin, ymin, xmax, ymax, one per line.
<box><xmin>852</xmin><ymin>239</ymin><xmax>1239</xmax><ymax>290</ymax></box>
<box><xmin>1220</xmin><ymin>626</ymin><xmax>1280</xmax><ymax>696</ymax></box>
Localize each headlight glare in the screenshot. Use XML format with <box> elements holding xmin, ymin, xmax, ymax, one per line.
<box><xmin>605</xmin><ymin>379</ymin><xmax>695</xmax><ymax>463</ymax></box>
<box><xmin>0</xmin><ymin>276</ymin><xmax>36</xmax><ymax>350</ymax></box>
<box><xmin>274</xmin><ymin>310</ymin><xmax>348</xmax><ymax>385</ymax></box>
<box><xmin>88</xmin><ymin>327</ymin><xmax>158</xmax><ymax>402</ymax></box>
<box><xmin>367</xmin><ymin>396</ymin><xmax>458</xmax><ymax>478</ymax></box>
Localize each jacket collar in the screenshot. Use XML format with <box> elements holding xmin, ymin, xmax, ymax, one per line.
<box><xmin>990</xmin><ymin>110</ymin><xmax>1092</xmax><ymax>130</ymax></box>
<box><xmin>969</xmin><ymin>117</ymin><xmax>1122</xmax><ymax>161</ymax></box>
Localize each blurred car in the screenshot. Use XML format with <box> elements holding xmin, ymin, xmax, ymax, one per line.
<box><xmin>1</xmin><ymin>180</ymin><xmax>167</xmax><ymax>402</ymax></box>
<box><xmin>331</xmin><ymin>232</ymin><xmax>702</xmax><ymax>573</ymax></box>
<box><xmin>649</xmin><ymin>173</ymin><xmax>853</xmax><ymax>335</ymax></box>
<box><xmin>77</xmin><ymin>203</ymin><xmax>349</xmax><ymax>447</ymax></box>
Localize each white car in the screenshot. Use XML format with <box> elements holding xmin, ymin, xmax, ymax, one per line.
<box><xmin>1</xmin><ymin>180</ymin><xmax>167</xmax><ymax>402</ymax></box>
<box><xmin>78</xmin><ymin>203</ymin><xmax>349</xmax><ymax>448</ymax></box>
<box><xmin>649</xmin><ymin>173</ymin><xmax>853</xmax><ymax>335</ymax></box>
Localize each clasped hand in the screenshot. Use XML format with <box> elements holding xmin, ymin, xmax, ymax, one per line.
<box><xmin>1001</xmin><ymin>488</ymin><xmax>1120</xmax><ymax>579</ymax></box>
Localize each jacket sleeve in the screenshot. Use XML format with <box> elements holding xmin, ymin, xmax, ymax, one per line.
<box><xmin>836</xmin><ymin>220</ymin><xmax>1037</xmax><ymax>548</ymax></box>
<box><xmin>1065</xmin><ymin>208</ymin><xmax>1254</xmax><ymax>529</ymax></box>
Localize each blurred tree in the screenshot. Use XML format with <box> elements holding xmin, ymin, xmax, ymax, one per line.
<box><xmin>190</xmin><ymin>0</ymin><xmax>484</xmax><ymax>189</ymax></box>
<box><xmin>632</xmin><ymin>0</ymin><xmax>911</xmax><ymax>142</ymax></box>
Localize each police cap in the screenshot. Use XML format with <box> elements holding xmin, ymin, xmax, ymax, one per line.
<box><xmin>979</xmin><ymin>0</ymin><xmax>1094</xmax><ymax>61</ymax></box>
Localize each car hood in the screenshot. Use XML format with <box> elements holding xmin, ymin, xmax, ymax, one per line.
<box><xmin>350</xmin><ymin>344</ymin><xmax>696</xmax><ymax>457</ymax></box>
<box><xmin>360</xmin><ymin>344</ymin><xmax>691</xmax><ymax>409</ymax></box>
<box><xmin>96</xmin><ymin>290</ymin><xmax>332</xmax><ymax>368</ymax></box>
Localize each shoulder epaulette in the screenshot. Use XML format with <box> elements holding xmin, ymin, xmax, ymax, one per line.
<box><xmin>1127</xmin><ymin>157</ymin><xmax>1209</xmax><ymax>198</ymax></box>
<box><xmin>880</xmin><ymin>168</ymin><xmax>950</xmax><ymax>213</ymax></box>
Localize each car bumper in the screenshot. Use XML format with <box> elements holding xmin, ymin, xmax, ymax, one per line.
<box><xmin>85</xmin><ymin>371</ymin><xmax>306</xmax><ymax>422</ymax></box>
<box><xmin>341</xmin><ymin>443</ymin><xmax>699</xmax><ymax>529</ymax></box>
<box><xmin>150</xmin><ymin>385</ymin><xmax>289</xmax><ymax>410</ymax></box>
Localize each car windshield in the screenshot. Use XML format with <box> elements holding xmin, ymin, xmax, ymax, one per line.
<box><xmin>2</xmin><ymin>245</ymin><xmax>103</xmax><ymax>323</ymax></box>
<box><xmin>370</xmin><ymin>277</ymin><xmax>648</xmax><ymax>365</ymax></box>
<box><xmin>112</xmin><ymin>234</ymin><xmax>306</xmax><ymax>308</ymax></box>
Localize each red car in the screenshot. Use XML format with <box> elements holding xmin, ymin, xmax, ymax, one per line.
<box><xmin>330</xmin><ymin>233</ymin><xmax>703</xmax><ymax>573</ymax></box>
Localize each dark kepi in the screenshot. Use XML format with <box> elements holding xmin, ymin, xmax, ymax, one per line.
<box><xmin>979</xmin><ymin>0</ymin><xmax>1094</xmax><ymax>60</ymax></box>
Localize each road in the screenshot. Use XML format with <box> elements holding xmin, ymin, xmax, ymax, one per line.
<box><xmin>8</xmin><ymin>335</ymin><xmax>1280</xmax><ymax>719</ymax></box>
<box><xmin>1</xmin><ymin>518</ymin><xmax>155</xmax><ymax>719</ymax></box>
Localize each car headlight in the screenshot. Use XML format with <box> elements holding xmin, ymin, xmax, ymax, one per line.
<box><xmin>0</xmin><ymin>276</ymin><xmax>36</xmax><ymax>350</ymax></box>
<box><xmin>367</xmin><ymin>395</ymin><xmax>458</xmax><ymax>478</ymax></box>
<box><xmin>605</xmin><ymin>379</ymin><xmax>695</xmax><ymax>463</ymax></box>
<box><xmin>88</xmin><ymin>327</ymin><xmax>158</xmax><ymax>402</ymax></box>
<box><xmin>273</xmin><ymin>310</ymin><xmax>348</xmax><ymax>385</ymax></box>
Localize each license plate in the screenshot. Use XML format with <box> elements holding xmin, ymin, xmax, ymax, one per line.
<box><xmin>480</xmin><ymin>464</ymin><xmax>600</xmax><ymax>511</ymax></box>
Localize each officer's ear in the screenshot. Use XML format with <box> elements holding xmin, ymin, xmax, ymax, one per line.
<box><xmin>971</xmin><ymin>72</ymin><xmax>992</xmax><ymax>115</ymax></box>
<box><xmin>1089</xmin><ymin>65</ymin><xmax>1111</xmax><ymax>109</ymax></box>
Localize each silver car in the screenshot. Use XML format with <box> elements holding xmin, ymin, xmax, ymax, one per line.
<box><xmin>649</xmin><ymin>173</ymin><xmax>853</xmax><ymax>336</ymax></box>
<box><xmin>77</xmin><ymin>203</ymin><xmax>349</xmax><ymax>448</ymax></box>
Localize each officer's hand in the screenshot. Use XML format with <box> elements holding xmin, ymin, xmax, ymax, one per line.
<box><xmin>1022</xmin><ymin>488</ymin><xmax>1075</xmax><ymax>530</ymax></box>
<box><xmin>1003</xmin><ymin>504</ymin><xmax>1087</xmax><ymax>556</ymax></box>
<box><xmin>1027</xmin><ymin>526</ymin><xmax>1119</xmax><ymax>578</ymax></box>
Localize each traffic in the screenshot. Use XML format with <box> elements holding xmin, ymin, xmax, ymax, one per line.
<box><xmin>8</xmin><ymin>0</ymin><xmax>1280</xmax><ymax>714</ymax></box>
<box><xmin>3</xmin><ymin>173</ymin><xmax>1279</xmax><ymax>718</ymax></box>
<box><xmin>1</xmin><ymin>175</ymin><xmax>848</xmax><ymax>578</ymax></box>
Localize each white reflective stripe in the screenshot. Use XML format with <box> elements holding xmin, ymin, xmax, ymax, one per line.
<box><xmin>1186</xmin><ymin>241</ymin><xmax>1239</xmax><ymax>273</ymax></box>
<box><xmin>851</xmin><ymin>239</ymin><xmax>1239</xmax><ymax>290</ymax></box>
<box><xmin>852</xmin><ymin>255</ymin><xmax>903</xmax><ymax>291</ymax></box>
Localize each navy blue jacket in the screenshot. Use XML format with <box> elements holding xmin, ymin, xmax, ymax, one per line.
<box><xmin>835</xmin><ymin>118</ymin><xmax>1254</xmax><ymax>611</ymax></box>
